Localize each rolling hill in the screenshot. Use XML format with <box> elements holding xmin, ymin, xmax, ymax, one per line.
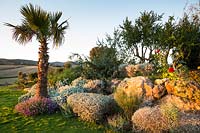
<box><xmin>0</xmin><ymin>58</ymin><xmax>65</xmax><ymax>86</ymax></box>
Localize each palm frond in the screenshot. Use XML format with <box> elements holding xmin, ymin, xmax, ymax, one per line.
<box><xmin>5</xmin><ymin>22</ymin><xmax>35</xmax><ymax>45</ymax></box>
<box><xmin>50</xmin><ymin>12</ymin><xmax>69</xmax><ymax>47</ymax></box>
<box><xmin>20</xmin><ymin>3</ymin><xmax>50</xmax><ymax>37</ymax></box>
<box><xmin>49</xmin><ymin>12</ymin><xmax>62</xmax><ymax>24</ymax></box>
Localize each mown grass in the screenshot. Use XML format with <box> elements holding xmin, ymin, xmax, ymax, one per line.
<box><xmin>0</xmin><ymin>85</ymin><xmax>112</xmax><ymax>132</ymax></box>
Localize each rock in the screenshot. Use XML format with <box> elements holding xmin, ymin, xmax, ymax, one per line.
<box><xmin>67</xmin><ymin>93</ymin><xmax>117</xmax><ymax>123</ymax></box>
<box><xmin>83</xmin><ymin>79</ymin><xmax>106</xmax><ymax>93</ymax></box>
<box><xmin>106</xmin><ymin>79</ymin><xmax>122</xmax><ymax>94</ymax></box>
<box><xmin>124</xmin><ymin>63</ymin><xmax>154</xmax><ymax>77</ymax></box>
<box><xmin>116</xmin><ymin>76</ymin><xmax>154</xmax><ymax>98</ymax></box>
<box><xmin>154</xmin><ymin>78</ymin><xmax>169</xmax><ymax>85</ymax></box>
<box><xmin>165</xmin><ymin>80</ymin><xmax>200</xmax><ymax>103</ymax></box>
<box><xmin>124</xmin><ymin>65</ymin><xmax>136</xmax><ymax>77</ymax></box>
<box><xmin>159</xmin><ymin>95</ymin><xmax>200</xmax><ymax>111</ymax></box>
<box><xmin>152</xmin><ymin>85</ymin><xmax>167</xmax><ymax>99</ymax></box>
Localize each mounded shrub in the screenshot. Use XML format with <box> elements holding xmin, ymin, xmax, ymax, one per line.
<box><xmin>15</xmin><ymin>97</ymin><xmax>58</xmax><ymax>116</ymax></box>
<box><xmin>83</xmin><ymin>79</ymin><xmax>106</xmax><ymax>94</ymax></box>
<box><xmin>132</xmin><ymin>105</ymin><xmax>179</xmax><ymax>132</ymax></box>
<box><xmin>71</xmin><ymin>77</ymin><xmax>88</xmax><ymax>87</ymax></box>
<box><xmin>50</xmin><ymin>85</ymin><xmax>87</xmax><ymax>106</ymax></box>
<box><xmin>67</xmin><ymin>93</ymin><xmax>117</xmax><ymax>123</ymax></box>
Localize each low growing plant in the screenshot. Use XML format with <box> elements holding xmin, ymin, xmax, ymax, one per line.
<box><xmin>15</xmin><ymin>97</ymin><xmax>58</xmax><ymax>116</ymax></box>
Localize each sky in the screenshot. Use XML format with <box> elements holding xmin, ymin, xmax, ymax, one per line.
<box><xmin>0</xmin><ymin>0</ymin><xmax>198</xmax><ymax>62</ymax></box>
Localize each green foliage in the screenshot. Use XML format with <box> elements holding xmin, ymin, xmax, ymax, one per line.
<box><xmin>75</xmin><ymin>46</ymin><xmax>121</xmax><ymax>79</ymax></box>
<box><xmin>161</xmin><ymin>64</ymin><xmax>189</xmax><ymax>80</ymax></box>
<box><xmin>64</xmin><ymin>61</ymin><xmax>72</xmax><ymax>69</ymax></box>
<box><xmin>17</xmin><ymin>71</ymin><xmax>37</xmax><ymax>89</ymax></box>
<box><xmin>48</xmin><ymin>67</ymin><xmax>81</xmax><ymax>88</ymax></box>
<box><xmin>120</xmin><ymin>11</ymin><xmax>163</xmax><ymax>63</ymax></box>
<box><xmin>59</xmin><ymin>103</ymin><xmax>75</xmax><ymax>118</ymax></box>
<box><xmin>172</xmin><ymin>14</ymin><xmax>200</xmax><ymax>69</ymax></box>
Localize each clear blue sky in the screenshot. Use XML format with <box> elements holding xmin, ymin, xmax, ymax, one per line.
<box><xmin>0</xmin><ymin>0</ymin><xmax>198</xmax><ymax>62</ymax></box>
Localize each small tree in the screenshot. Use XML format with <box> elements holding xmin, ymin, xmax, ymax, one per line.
<box><xmin>5</xmin><ymin>4</ymin><xmax>68</xmax><ymax>97</ymax></box>
<box><xmin>120</xmin><ymin>11</ymin><xmax>163</xmax><ymax>63</ymax></box>
<box><xmin>173</xmin><ymin>14</ymin><xmax>200</xmax><ymax>69</ymax></box>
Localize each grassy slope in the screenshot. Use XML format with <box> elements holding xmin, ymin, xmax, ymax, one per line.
<box><xmin>0</xmin><ymin>85</ymin><xmax>111</xmax><ymax>132</ymax></box>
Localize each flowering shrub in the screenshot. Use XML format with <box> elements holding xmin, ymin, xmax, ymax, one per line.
<box><xmin>15</xmin><ymin>97</ymin><xmax>58</xmax><ymax>116</ymax></box>
<box><xmin>168</xmin><ymin>67</ymin><xmax>175</xmax><ymax>73</ymax></box>
<box><xmin>18</xmin><ymin>92</ymin><xmax>34</xmax><ymax>103</ymax></box>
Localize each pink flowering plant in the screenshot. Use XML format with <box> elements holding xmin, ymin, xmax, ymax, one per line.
<box><xmin>15</xmin><ymin>97</ymin><xmax>58</xmax><ymax>116</ymax></box>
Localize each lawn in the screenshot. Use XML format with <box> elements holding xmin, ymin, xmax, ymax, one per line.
<box><xmin>0</xmin><ymin>85</ymin><xmax>111</xmax><ymax>132</ymax></box>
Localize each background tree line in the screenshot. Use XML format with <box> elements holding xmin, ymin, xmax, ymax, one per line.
<box><xmin>74</xmin><ymin>4</ymin><xmax>199</xmax><ymax>79</ymax></box>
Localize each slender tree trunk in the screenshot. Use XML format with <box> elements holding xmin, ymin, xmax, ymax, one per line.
<box><xmin>36</xmin><ymin>39</ymin><xmax>49</xmax><ymax>98</ymax></box>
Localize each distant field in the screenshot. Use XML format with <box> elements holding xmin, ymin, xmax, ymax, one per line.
<box><xmin>0</xmin><ymin>65</ymin><xmax>37</xmax><ymax>86</ymax></box>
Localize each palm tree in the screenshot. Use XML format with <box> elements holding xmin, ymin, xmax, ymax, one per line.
<box><xmin>5</xmin><ymin>3</ymin><xmax>68</xmax><ymax>98</ymax></box>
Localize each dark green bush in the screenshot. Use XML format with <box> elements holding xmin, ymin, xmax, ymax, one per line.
<box><xmin>48</xmin><ymin>67</ymin><xmax>81</xmax><ymax>88</ymax></box>
<box><xmin>81</xmin><ymin>46</ymin><xmax>121</xmax><ymax>79</ymax></box>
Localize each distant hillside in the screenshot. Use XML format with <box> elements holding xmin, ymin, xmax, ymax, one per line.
<box><xmin>0</xmin><ymin>58</ymin><xmax>65</xmax><ymax>67</ymax></box>
<box><xmin>0</xmin><ymin>58</ymin><xmax>37</xmax><ymax>65</ymax></box>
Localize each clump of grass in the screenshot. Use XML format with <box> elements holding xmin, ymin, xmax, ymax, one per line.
<box><xmin>114</xmin><ymin>89</ymin><xmax>141</xmax><ymax>119</ymax></box>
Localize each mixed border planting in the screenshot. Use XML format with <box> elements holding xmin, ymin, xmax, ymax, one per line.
<box><xmin>3</xmin><ymin>2</ymin><xmax>200</xmax><ymax>132</ymax></box>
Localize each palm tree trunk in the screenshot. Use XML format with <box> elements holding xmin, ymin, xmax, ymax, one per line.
<box><xmin>36</xmin><ymin>39</ymin><xmax>49</xmax><ymax>98</ymax></box>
